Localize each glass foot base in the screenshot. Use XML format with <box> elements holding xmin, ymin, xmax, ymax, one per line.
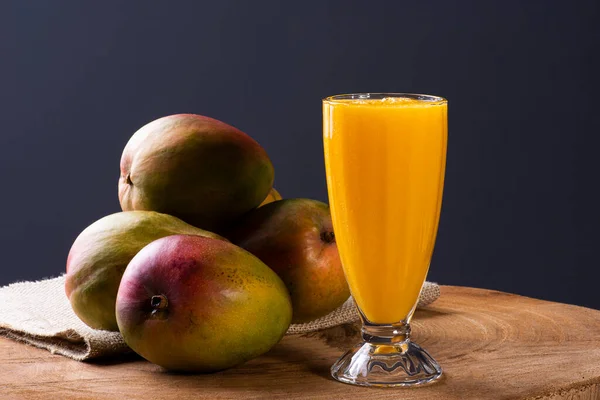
<box><xmin>331</xmin><ymin>339</ymin><xmax>442</xmax><ymax>387</ymax></box>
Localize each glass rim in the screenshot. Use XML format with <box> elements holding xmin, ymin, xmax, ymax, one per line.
<box><xmin>323</xmin><ymin>92</ymin><xmax>447</xmax><ymax>104</ymax></box>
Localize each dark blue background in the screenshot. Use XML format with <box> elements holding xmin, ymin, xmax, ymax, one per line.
<box><xmin>1</xmin><ymin>1</ymin><xmax>598</xmax><ymax>309</ymax></box>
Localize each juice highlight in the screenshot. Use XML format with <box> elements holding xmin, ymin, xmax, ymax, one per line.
<box><xmin>323</xmin><ymin>97</ymin><xmax>447</xmax><ymax>324</ymax></box>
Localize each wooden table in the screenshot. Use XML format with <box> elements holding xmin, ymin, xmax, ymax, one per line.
<box><xmin>2</xmin><ymin>286</ymin><xmax>600</xmax><ymax>400</ymax></box>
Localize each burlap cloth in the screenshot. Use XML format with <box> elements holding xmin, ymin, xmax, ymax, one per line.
<box><xmin>0</xmin><ymin>275</ymin><xmax>440</xmax><ymax>361</ymax></box>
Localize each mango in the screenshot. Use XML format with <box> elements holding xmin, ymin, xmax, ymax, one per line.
<box><xmin>118</xmin><ymin>114</ymin><xmax>274</xmax><ymax>232</ymax></box>
<box><xmin>65</xmin><ymin>211</ymin><xmax>222</xmax><ymax>331</ymax></box>
<box><xmin>116</xmin><ymin>235</ymin><xmax>292</xmax><ymax>372</ymax></box>
<box><xmin>259</xmin><ymin>187</ymin><xmax>282</xmax><ymax>207</ymax></box>
<box><xmin>228</xmin><ymin>199</ymin><xmax>350</xmax><ymax>323</ymax></box>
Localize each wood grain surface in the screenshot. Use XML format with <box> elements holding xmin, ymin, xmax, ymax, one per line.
<box><xmin>1</xmin><ymin>286</ymin><xmax>599</xmax><ymax>400</ymax></box>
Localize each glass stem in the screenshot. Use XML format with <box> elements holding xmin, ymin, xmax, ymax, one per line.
<box><xmin>362</xmin><ymin>321</ymin><xmax>411</xmax><ymax>345</ymax></box>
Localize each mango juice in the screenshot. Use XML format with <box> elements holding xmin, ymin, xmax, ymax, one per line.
<box><xmin>323</xmin><ymin>95</ymin><xmax>447</xmax><ymax>324</ymax></box>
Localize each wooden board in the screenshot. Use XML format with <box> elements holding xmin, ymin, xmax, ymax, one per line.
<box><xmin>1</xmin><ymin>286</ymin><xmax>600</xmax><ymax>400</ymax></box>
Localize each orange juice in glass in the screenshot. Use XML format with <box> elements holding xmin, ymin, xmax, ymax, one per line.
<box><xmin>323</xmin><ymin>93</ymin><xmax>447</xmax><ymax>387</ymax></box>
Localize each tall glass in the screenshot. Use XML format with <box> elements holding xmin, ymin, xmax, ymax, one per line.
<box><xmin>323</xmin><ymin>93</ymin><xmax>447</xmax><ymax>387</ymax></box>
